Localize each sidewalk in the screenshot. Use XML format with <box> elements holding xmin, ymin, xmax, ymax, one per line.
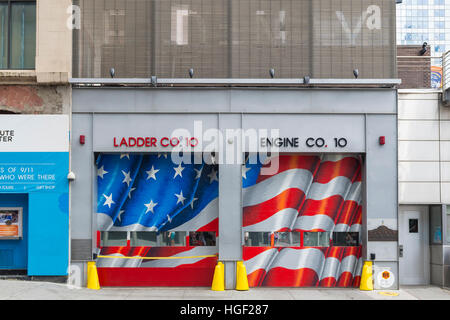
<box><xmin>0</xmin><ymin>279</ymin><xmax>449</xmax><ymax>300</ymax></box>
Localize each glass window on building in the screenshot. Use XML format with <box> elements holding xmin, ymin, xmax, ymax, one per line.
<box><xmin>434</xmin><ymin>33</ymin><xmax>445</xmax><ymax>41</ymax></box>
<box><xmin>435</xmin><ymin>21</ymin><xmax>445</xmax><ymax>29</ymax></box>
<box><xmin>130</xmin><ymin>232</ymin><xmax>158</xmax><ymax>246</ymax></box>
<box><xmin>0</xmin><ymin>1</ymin><xmax>36</xmax><ymax>69</ymax></box>
<box><xmin>332</xmin><ymin>232</ymin><xmax>360</xmax><ymax>247</ymax></box>
<box><xmin>273</xmin><ymin>232</ymin><xmax>300</xmax><ymax>247</ymax></box>
<box><xmin>435</xmin><ymin>45</ymin><xmax>446</xmax><ymax>52</ymax></box>
<box><xmin>100</xmin><ymin>231</ymin><xmax>128</xmax><ymax>247</ymax></box>
<box><xmin>434</xmin><ymin>9</ymin><xmax>445</xmax><ymax>17</ymax></box>
<box><xmin>304</xmin><ymin>232</ymin><xmax>330</xmax><ymax>247</ymax></box>
<box><xmin>188</xmin><ymin>232</ymin><xmax>216</xmax><ymax>246</ymax></box>
<box><xmin>430</xmin><ymin>205</ymin><xmax>442</xmax><ymax>244</ymax></box>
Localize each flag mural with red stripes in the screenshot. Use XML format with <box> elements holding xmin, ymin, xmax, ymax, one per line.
<box><xmin>242</xmin><ymin>154</ymin><xmax>363</xmax><ymax>287</ymax></box>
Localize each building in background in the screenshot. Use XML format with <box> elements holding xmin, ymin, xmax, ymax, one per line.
<box><xmin>0</xmin><ymin>0</ymin><xmax>71</xmax><ymax>279</ymax></box>
<box><xmin>396</xmin><ymin>0</ymin><xmax>450</xmax><ymax>88</ymax></box>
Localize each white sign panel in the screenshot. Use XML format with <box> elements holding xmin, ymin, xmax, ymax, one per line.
<box><xmin>0</xmin><ymin>115</ymin><xmax>69</xmax><ymax>152</ymax></box>
<box><xmin>242</xmin><ymin>114</ymin><xmax>366</xmax><ymax>152</ymax></box>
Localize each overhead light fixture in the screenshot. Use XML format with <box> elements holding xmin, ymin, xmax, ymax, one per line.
<box><xmin>151</xmin><ymin>76</ymin><xmax>157</xmax><ymax>87</ymax></box>
<box><xmin>303</xmin><ymin>76</ymin><xmax>310</xmax><ymax>84</ymax></box>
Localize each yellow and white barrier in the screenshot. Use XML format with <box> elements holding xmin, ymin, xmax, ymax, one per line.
<box><xmin>211</xmin><ymin>261</ymin><xmax>225</xmax><ymax>291</ymax></box>
<box><xmin>235</xmin><ymin>261</ymin><xmax>249</xmax><ymax>291</ymax></box>
<box><xmin>86</xmin><ymin>261</ymin><xmax>101</xmax><ymax>290</ymax></box>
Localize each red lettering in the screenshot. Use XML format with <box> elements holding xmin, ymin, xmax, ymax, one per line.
<box><xmin>137</xmin><ymin>137</ymin><xmax>145</xmax><ymax>147</ymax></box>
<box><xmin>161</xmin><ymin>137</ymin><xmax>169</xmax><ymax>147</ymax></box>
<box><xmin>190</xmin><ymin>137</ymin><xmax>198</xmax><ymax>147</ymax></box>
<box><xmin>119</xmin><ymin>137</ymin><xmax>128</xmax><ymax>147</ymax></box>
<box><xmin>150</xmin><ymin>137</ymin><xmax>157</xmax><ymax>147</ymax></box>
<box><xmin>128</xmin><ymin>137</ymin><xmax>136</xmax><ymax>147</ymax></box>
<box><xmin>114</xmin><ymin>137</ymin><xmax>119</xmax><ymax>147</ymax></box>
<box><xmin>170</xmin><ymin>137</ymin><xmax>179</xmax><ymax>147</ymax></box>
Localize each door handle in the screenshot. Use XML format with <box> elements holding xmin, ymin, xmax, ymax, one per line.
<box><xmin>399</xmin><ymin>245</ymin><xmax>403</xmax><ymax>258</ymax></box>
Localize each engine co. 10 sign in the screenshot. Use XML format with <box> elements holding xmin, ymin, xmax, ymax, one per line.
<box><xmin>260</xmin><ymin>137</ymin><xmax>348</xmax><ymax>148</ymax></box>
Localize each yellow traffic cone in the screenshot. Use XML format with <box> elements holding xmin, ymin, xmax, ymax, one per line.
<box><xmin>359</xmin><ymin>260</ymin><xmax>373</xmax><ymax>291</ymax></box>
<box><xmin>87</xmin><ymin>261</ymin><xmax>101</xmax><ymax>290</ymax></box>
<box><xmin>211</xmin><ymin>261</ymin><xmax>225</xmax><ymax>291</ymax></box>
<box><xmin>235</xmin><ymin>261</ymin><xmax>249</xmax><ymax>291</ymax></box>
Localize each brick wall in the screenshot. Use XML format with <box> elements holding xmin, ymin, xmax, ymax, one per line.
<box><xmin>0</xmin><ymin>85</ymin><xmax>70</xmax><ymax>114</ymax></box>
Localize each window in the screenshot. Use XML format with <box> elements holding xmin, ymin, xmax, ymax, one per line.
<box><xmin>434</xmin><ymin>33</ymin><xmax>445</xmax><ymax>41</ymax></box>
<box><xmin>430</xmin><ymin>206</ymin><xmax>442</xmax><ymax>244</ymax></box>
<box><xmin>303</xmin><ymin>232</ymin><xmax>330</xmax><ymax>247</ymax></box>
<box><xmin>435</xmin><ymin>45</ymin><xmax>445</xmax><ymax>53</ymax></box>
<box><xmin>130</xmin><ymin>232</ymin><xmax>158</xmax><ymax>246</ymax></box>
<box><xmin>244</xmin><ymin>232</ymin><xmax>271</xmax><ymax>247</ymax></box>
<box><xmin>273</xmin><ymin>232</ymin><xmax>300</xmax><ymax>247</ymax></box>
<box><xmin>0</xmin><ymin>1</ymin><xmax>36</xmax><ymax>69</ymax></box>
<box><xmin>100</xmin><ymin>231</ymin><xmax>127</xmax><ymax>247</ymax></box>
<box><xmin>189</xmin><ymin>232</ymin><xmax>216</xmax><ymax>246</ymax></box>
<box><xmin>435</xmin><ymin>21</ymin><xmax>445</xmax><ymax>29</ymax></box>
<box><xmin>434</xmin><ymin>9</ymin><xmax>444</xmax><ymax>17</ymax></box>
<box><xmin>243</xmin><ymin>232</ymin><xmax>301</xmax><ymax>247</ymax></box>
<box><xmin>332</xmin><ymin>232</ymin><xmax>359</xmax><ymax>247</ymax></box>
<box><xmin>409</xmin><ymin>219</ymin><xmax>419</xmax><ymax>233</ymax></box>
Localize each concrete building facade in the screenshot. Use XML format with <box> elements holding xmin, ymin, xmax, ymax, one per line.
<box><xmin>398</xmin><ymin>89</ymin><xmax>450</xmax><ymax>288</ymax></box>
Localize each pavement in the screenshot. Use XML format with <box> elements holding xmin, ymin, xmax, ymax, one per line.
<box><xmin>0</xmin><ymin>279</ymin><xmax>449</xmax><ymax>300</ymax></box>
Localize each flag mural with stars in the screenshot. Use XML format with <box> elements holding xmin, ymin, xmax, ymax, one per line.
<box><xmin>97</xmin><ymin>153</ymin><xmax>144</xmax><ymax>231</ymax></box>
<box><xmin>95</xmin><ymin>153</ymin><xmax>219</xmax><ymax>286</ymax></box>
<box><xmin>96</xmin><ymin>153</ymin><xmax>218</xmax><ymax>233</ymax></box>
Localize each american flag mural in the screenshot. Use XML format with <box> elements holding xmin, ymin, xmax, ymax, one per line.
<box><xmin>242</xmin><ymin>154</ymin><xmax>363</xmax><ymax>287</ymax></box>
<box><xmin>95</xmin><ymin>153</ymin><xmax>218</xmax><ymax>286</ymax></box>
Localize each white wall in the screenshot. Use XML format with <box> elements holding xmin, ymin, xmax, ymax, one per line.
<box><xmin>398</xmin><ymin>90</ymin><xmax>450</xmax><ymax>204</ymax></box>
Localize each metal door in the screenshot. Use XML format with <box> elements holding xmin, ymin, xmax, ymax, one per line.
<box><xmin>399</xmin><ymin>206</ymin><xmax>429</xmax><ymax>285</ymax></box>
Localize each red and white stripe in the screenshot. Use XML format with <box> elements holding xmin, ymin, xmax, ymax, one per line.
<box><xmin>333</xmin><ymin>167</ymin><xmax>362</xmax><ymax>232</ymax></box>
<box><xmin>97</xmin><ymin>246</ymin><xmax>217</xmax><ymax>269</ymax></box>
<box><xmin>352</xmin><ymin>255</ymin><xmax>364</xmax><ymax>287</ymax></box>
<box><xmin>261</xmin><ymin>248</ymin><xmax>326</xmax><ymax>287</ymax></box>
<box><xmin>243</xmin><ymin>245</ymin><xmax>363</xmax><ymax>287</ymax></box>
<box><xmin>243</xmin><ymin>247</ymin><xmax>279</xmax><ymax>287</ymax></box>
<box><xmin>243</xmin><ymin>155</ymin><xmax>321</xmax><ymax>232</ymax></box>
<box><xmin>293</xmin><ymin>155</ymin><xmax>361</xmax><ymax>232</ymax></box>
<box><xmin>319</xmin><ymin>247</ymin><xmax>344</xmax><ymax>287</ymax></box>
<box><xmin>336</xmin><ymin>246</ymin><xmax>361</xmax><ymax>287</ymax></box>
